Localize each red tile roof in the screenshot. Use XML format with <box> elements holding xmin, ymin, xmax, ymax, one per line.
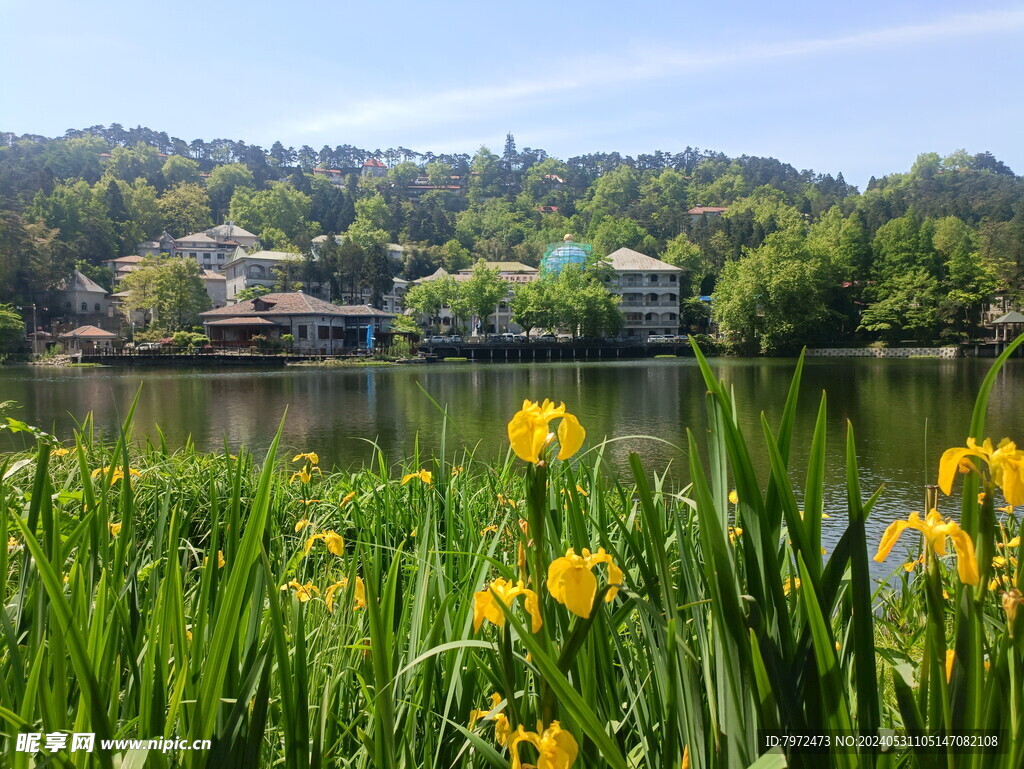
<box><xmin>363</xmin><ymin>158</ymin><xmax>386</xmax><ymax>167</ymax></box>
<box><xmin>60</xmin><ymin>325</ymin><xmax>118</xmax><ymax>339</ymax></box>
<box><xmin>200</xmin><ymin>292</ymin><xmax>393</xmax><ymax>318</ymax></box>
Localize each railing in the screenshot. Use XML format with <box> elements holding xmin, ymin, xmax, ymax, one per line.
<box><xmin>619</xmin><ymin>301</ymin><xmax>679</xmax><ymax>307</ymax></box>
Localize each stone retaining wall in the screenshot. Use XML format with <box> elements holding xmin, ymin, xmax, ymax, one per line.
<box><xmin>805</xmin><ymin>347</ymin><xmax>961</xmax><ymax>358</ymax></box>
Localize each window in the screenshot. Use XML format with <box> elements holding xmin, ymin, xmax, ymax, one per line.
<box><xmin>95</xmin><ymin>303</ymin><xmax>101</xmax><ymax>312</ymax></box>
<box><xmin>669</xmin><ymin>275</ymin><xmax>677</xmax><ymax>283</ymax></box>
<box><xmin>332</xmin><ymin>327</ymin><xmax>344</xmax><ymax>339</ymax></box>
<box><xmin>318</xmin><ymin>326</ymin><xmax>330</xmax><ymax>340</ymax></box>
<box><xmin>297</xmin><ymin>325</ymin><xmax>308</xmax><ymax>340</ymax></box>
<box><xmin>81</xmin><ymin>302</ymin><xmax>88</xmax><ymax>312</ymax></box>
<box><xmin>649</xmin><ymin>275</ymin><xmax>659</xmax><ymax>284</ymax></box>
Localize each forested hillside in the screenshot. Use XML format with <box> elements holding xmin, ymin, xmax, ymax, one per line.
<box><xmin>2</xmin><ymin>125</ymin><xmax>1022</xmax><ymax>350</ymax></box>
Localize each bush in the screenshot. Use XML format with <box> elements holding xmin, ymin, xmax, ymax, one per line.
<box><xmin>172</xmin><ymin>331</ymin><xmax>209</xmax><ymax>348</ymax></box>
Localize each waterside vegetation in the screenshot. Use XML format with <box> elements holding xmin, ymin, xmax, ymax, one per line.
<box><xmin>2</xmin><ymin>339</ymin><xmax>1024</xmax><ymax>767</ymax></box>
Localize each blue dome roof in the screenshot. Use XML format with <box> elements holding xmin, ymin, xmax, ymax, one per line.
<box><xmin>542</xmin><ymin>243</ymin><xmax>589</xmax><ymax>274</ymax></box>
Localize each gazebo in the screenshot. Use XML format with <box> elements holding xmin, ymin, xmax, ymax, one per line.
<box><xmin>59</xmin><ymin>325</ymin><xmax>120</xmax><ymax>354</ymax></box>
<box><xmin>991</xmin><ymin>311</ymin><xmax>1024</xmax><ymax>342</ymax></box>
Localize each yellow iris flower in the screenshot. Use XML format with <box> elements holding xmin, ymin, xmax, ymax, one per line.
<box><xmin>52</xmin><ymin>447</ymin><xmax>70</xmax><ymax>457</ymax></box>
<box><xmin>473</xmin><ymin>577</ymin><xmax>543</xmax><ymax>632</ymax></box>
<box><xmin>292</xmin><ymin>452</ymin><xmax>319</xmax><ymax>465</ymax></box>
<box><xmin>325</xmin><ymin>576</ymin><xmax>366</xmax><ymax>612</ymax></box>
<box><xmin>291</xmin><ymin>465</ymin><xmax>313</xmax><ymax>484</ymax></box>
<box><xmin>470</xmin><ymin>693</ymin><xmax>512</xmax><ymax>747</ymax></box>
<box><xmin>91</xmin><ymin>466</ymin><xmax>141</xmax><ymax>485</ymax></box>
<box><xmin>547</xmin><ymin>547</ymin><xmax>623</xmax><ymax>619</ymax></box>
<box><xmin>401</xmin><ymin>469</ymin><xmax>433</xmax><ymax>485</ymax></box>
<box><xmin>109</xmin><ymin>521</ymin><xmax>122</xmax><ymax>538</ymax></box>
<box><xmin>507</xmin><ymin>399</ymin><xmax>585</xmax><ymax>464</ymax></box>
<box><xmin>341</xmin><ymin>491</ymin><xmax>356</xmax><ymax>506</ymax></box>
<box><xmin>939</xmin><ymin>438</ymin><xmax>1024</xmax><ymax>506</ymax></box>
<box><xmin>281</xmin><ymin>580</ymin><xmax>319</xmax><ymax>602</ymax></box>
<box><xmin>509</xmin><ymin>721</ymin><xmax>579</xmax><ymax>769</ymax></box>
<box><xmin>295</xmin><ymin>518</ymin><xmax>310</xmax><ymax>532</ymax></box>
<box><xmin>304</xmin><ymin>530</ymin><xmax>345</xmax><ymax>556</ymax></box>
<box><xmin>874</xmin><ymin>510</ymin><xmax>979</xmax><ymax>585</ymax></box>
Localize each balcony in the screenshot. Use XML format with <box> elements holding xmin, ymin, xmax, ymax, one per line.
<box><xmin>619</xmin><ymin>300</ymin><xmax>679</xmax><ymax>307</ymax></box>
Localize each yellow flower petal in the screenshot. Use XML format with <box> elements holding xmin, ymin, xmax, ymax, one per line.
<box><xmin>556</xmin><ymin>412</ymin><xmax>585</xmax><ymax>460</ymax></box>
<box><xmin>728</xmin><ymin>490</ymin><xmax>739</xmax><ymax>505</ymax></box>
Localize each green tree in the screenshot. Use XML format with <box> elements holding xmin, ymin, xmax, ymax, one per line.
<box><xmin>158</xmin><ymin>183</ymin><xmax>213</xmax><ymax>236</ymax></box>
<box><xmin>206</xmin><ymin>163</ymin><xmax>255</xmax><ymax>222</ymax></box>
<box><xmin>0</xmin><ymin>213</ymin><xmax>72</xmax><ymax>303</ymax></box>
<box><xmin>589</xmin><ymin>216</ymin><xmax>656</xmax><ymax>257</ymax></box>
<box><xmin>713</xmin><ymin>226</ymin><xmax>833</xmax><ymax>354</ymax></box>
<box><xmin>461</xmin><ymin>260</ymin><xmax>509</xmax><ymax>333</ymax></box>
<box><xmin>233</xmin><ymin>284</ymin><xmax>271</xmax><ymax>302</ymax></box>
<box><xmin>661</xmin><ymin>234</ymin><xmax>706</xmax><ymax>296</ymax></box>
<box><xmin>229</xmin><ymin>182</ymin><xmax>314</xmax><ymax>248</ymax></box>
<box><xmin>105</xmin><ymin>143</ymin><xmax>163</xmax><ymax>186</ymax></box>
<box><xmin>510</xmin><ymin>279</ymin><xmax>554</xmax><ymax>338</ymax></box>
<box><xmin>468</xmin><ymin>146</ymin><xmax>501</xmax><ymax>203</ymax></box>
<box><xmin>858</xmin><ymin>268</ymin><xmax>940</xmax><ymax>343</ymax></box>
<box><xmin>404</xmin><ymin>274</ymin><xmax>459</xmax><ymax>329</ymax></box>
<box><xmin>547</xmin><ymin>265</ymin><xmax>622</xmax><ymax>338</ymax></box>
<box><xmin>0</xmin><ymin>302</ymin><xmax>24</xmax><ymax>351</ymax></box>
<box><xmin>120</xmin><ymin>257</ymin><xmax>211</xmax><ymax>331</ymax></box>
<box><xmin>162</xmin><ymin>155</ymin><xmax>201</xmax><ymax>187</ymax></box>
<box><xmin>28</xmin><ymin>179</ymin><xmax>116</xmax><ymax>263</ymax></box>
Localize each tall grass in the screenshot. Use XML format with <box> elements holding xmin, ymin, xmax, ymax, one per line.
<box><xmin>1</xmin><ymin>342</ymin><xmax>1023</xmax><ymax>768</ymax></box>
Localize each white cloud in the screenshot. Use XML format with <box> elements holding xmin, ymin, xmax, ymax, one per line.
<box><xmin>282</xmin><ymin>8</ymin><xmax>1024</xmax><ymax>140</ymax></box>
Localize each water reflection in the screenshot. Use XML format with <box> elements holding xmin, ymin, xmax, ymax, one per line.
<box><xmin>3</xmin><ymin>357</ymin><xmax>1022</xmax><ymax>574</ymax></box>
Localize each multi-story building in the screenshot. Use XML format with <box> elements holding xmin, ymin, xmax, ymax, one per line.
<box><xmin>223</xmin><ymin>250</ymin><xmax>334</xmax><ymax>303</ymax></box>
<box><xmin>603</xmin><ymin>248</ymin><xmax>682</xmax><ymax>340</ymax></box>
<box><xmin>137</xmin><ymin>223</ymin><xmax>259</xmax><ymax>273</ymax></box>
<box><xmin>414</xmin><ymin>262</ymin><xmax>538</xmax><ymax>334</ymax></box>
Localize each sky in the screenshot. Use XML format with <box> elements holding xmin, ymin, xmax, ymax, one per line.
<box><xmin>2</xmin><ymin>0</ymin><xmax>1022</xmax><ymax>189</ymax></box>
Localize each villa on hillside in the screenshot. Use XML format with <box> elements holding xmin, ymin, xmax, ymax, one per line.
<box><xmin>223</xmin><ymin>250</ymin><xmax>332</xmax><ymax>303</ymax></box>
<box><xmin>137</xmin><ymin>223</ymin><xmax>259</xmax><ymax>273</ymax></box>
<box><xmin>602</xmin><ymin>248</ymin><xmax>682</xmax><ymax>340</ymax></box>
<box><xmin>199</xmin><ymin>292</ymin><xmax>393</xmax><ymax>353</ymax></box>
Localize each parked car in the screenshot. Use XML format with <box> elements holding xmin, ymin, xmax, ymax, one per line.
<box><xmin>427</xmin><ymin>335</ymin><xmax>447</xmax><ymax>344</ymax></box>
<box><xmin>500</xmin><ymin>333</ymin><xmax>517</xmax><ymax>343</ymax></box>
<box><xmin>647</xmin><ymin>335</ymin><xmax>673</xmax><ymax>343</ymax></box>
<box><xmin>536</xmin><ymin>333</ymin><xmax>556</xmax><ymax>343</ymax></box>
<box><xmin>135</xmin><ymin>342</ymin><xmax>162</xmax><ymax>352</ymax></box>
<box><xmin>448</xmin><ymin>334</ymin><xmax>463</xmax><ymax>343</ymax></box>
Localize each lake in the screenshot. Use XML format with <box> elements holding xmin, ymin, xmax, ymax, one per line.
<box><xmin>2</xmin><ymin>357</ymin><xmax>1022</xmax><ymax>568</ymax></box>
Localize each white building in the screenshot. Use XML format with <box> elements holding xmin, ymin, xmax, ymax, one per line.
<box><xmin>223</xmin><ymin>250</ymin><xmax>332</xmax><ymax>303</ymax></box>
<box><xmin>58</xmin><ymin>270</ymin><xmax>111</xmax><ymax>318</ymax></box>
<box><xmin>602</xmin><ymin>248</ymin><xmax>682</xmax><ymax>340</ymax></box>
<box><xmin>201</xmin><ymin>269</ymin><xmax>227</xmax><ymax>308</ymax></box>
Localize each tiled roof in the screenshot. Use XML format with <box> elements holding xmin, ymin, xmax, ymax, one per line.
<box><xmin>206</xmin><ymin>316</ymin><xmax>279</xmax><ymax>326</ymax></box>
<box><xmin>201</xmin><ymin>270</ymin><xmax>226</xmax><ymax>280</ymax></box>
<box><xmin>206</xmin><ymin>223</ymin><xmax>257</xmax><ymax>240</ymax></box>
<box><xmin>200</xmin><ymin>293</ymin><xmax>394</xmax><ymax>318</ymax></box>
<box><xmin>993</xmin><ymin>311</ymin><xmax>1024</xmax><ymax>324</ymax></box>
<box><xmin>60</xmin><ymin>325</ymin><xmax>117</xmax><ymax>339</ymax></box>
<box><xmin>175</xmin><ymin>233</ymin><xmax>219</xmax><ymax>245</ymax></box>
<box><xmin>104</xmin><ymin>254</ymin><xmax>145</xmax><ymax>265</ymax></box>
<box><xmin>686</xmin><ymin>206</ymin><xmax>728</xmax><ymax>215</ymax></box>
<box><xmin>363</xmin><ymin>158</ymin><xmax>386</xmax><ymax>167</ymax></box>
<box><xmin>605</xmin><ymin>248</ymin><xmax>682</xmax><ymax>272</ymax></box>
<box><xmin>60</xmin><ymin>270</ymin><xmax>108</xmax><ymax>294</ymax></box>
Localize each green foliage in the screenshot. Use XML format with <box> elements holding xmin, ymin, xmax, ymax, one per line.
<box><xmin>158</xmin><ymin>183</ymin><xmax>213</xmax><ymax>236</ymax></box>
<box><xmin>234</xmin><ymin>284</ymin><xmax>272</xmax><ymax>302</ymax></box>
<box><xmin>229</xmin><ymin>182</ymin><xmax>315</xmax><ymax>248</ymax></box>
<box><xmin>0</xmin><ymin>302</ymin><xmax>24</xmax><ymax>351</ymax></box>
<box><xmin>120</xmin><ymin>257</ymin><xmax>211</xmax><ymax>331</ymax></box>
<box><xmin>460</xmin><ymin>260</ymin><xmax>509</xmax><ymax>330</ymax></box>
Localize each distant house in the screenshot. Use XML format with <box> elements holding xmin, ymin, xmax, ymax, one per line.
<box><xmin>361</xmin><ymin>158</ymin><xmax>387</xmax><ymax>178</ymax></box>
<box><xmin>103</xmin><ymin>254</ymin><xmax>145</xmax><ymax>285</ymax></box>
<box><xmin>602</xmin><ymin>248</ymin><xmax>683</xmax><ymax>340</ymax></box>
<box><xmin>412</xmin><ymin>262</ymin><xmax>539</xmax><ymax>334</ymax></box>
<box><xmin>60</xmin><ymin>325</ymin><xmax>119</xmax><ymax>354</ymax></box>
<box><xmin>686</xmin><ymin>206</ymin><xmax>728</xmax><ymax>224</ymax></box>
<box><xmin>201</xmin><ymin>269</ymin><xmax>227</xmax><ymax>308</ymax></box>
<box><xmin>199</xmin><ymin>292</ymin><xmax>394</xmax><ymax>353</ymax></box>
<box><xmin>59</xmin><ymin>270</ymin><xmax>111</xmax><ymax>317</ymax></box>
<box><xmin>223</xmin><ymin>250</ymin><xmax>331</xmax><ymax>303</ymax></box>
<box><xmin>137</xmin><ymin>223</ymin><xmax>259</xmax><ymax>273</ymax></box>
<box><xmin>138</xmin><ymin>232</ymin><xmax>176</xmax><ymax>257</ymax></box>
<box><xmin>312</xmin><ymin>167</ymin><xmax>346</xmax><ymax>185</ymax></box>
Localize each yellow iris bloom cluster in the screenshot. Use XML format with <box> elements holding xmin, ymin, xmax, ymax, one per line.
<box><xmin>939</xmin><ymin>437</ymin><xmax>1024</xmax><ymax>506</ymax></box>
<box><xmin>401</xmin><ymin>469</ymin><xmax>433</xmax><ymax>485</ymax></box>
<box><xmin>290</xmin><ymin>452</ymin><xmax>322</xmax><ymax>485</ymax></box>
<box><xmin>91</xmin><ymin>466</ymin><xmax>141</xmax><ymax>485</ymax></box>
<box><xmin>507</xmin><ymin>400</ymin><xmax>585</xmax><ymax>464</ymax></box>
<box><xmin>473</xmin><ymin>577</ymin><xmax>543</xmax><ymax>632</ymax></box>
<box><xmin>469</xmin><ymin>693</ymin><xmax>511</xmax><ymax>747</ymax></box>
<box><xmin>874</xmin><ymin>510</ymin><xmax>979</xmax><ymax>585</ymax></box>
<box><xmin>509</xmin><ymin>721</ymin><xmax>579</xmax><ymax>769</ymax></box>
<box><xmin>547</xmin><ymin>548</ymin><xmax>622</xmax><ymax>619</ymax></box>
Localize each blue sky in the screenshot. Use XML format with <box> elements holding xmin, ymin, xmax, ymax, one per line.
<box><xmin>2</xmin><ymin>0</ymin><xmax>1022</xmax><ymax>188</ymax></box>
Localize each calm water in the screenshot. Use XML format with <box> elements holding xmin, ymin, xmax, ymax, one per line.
<box><xmin>2</xmin><ymin>357</ymin><xmax>1022</xmax><ymax>567</ymax></box>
